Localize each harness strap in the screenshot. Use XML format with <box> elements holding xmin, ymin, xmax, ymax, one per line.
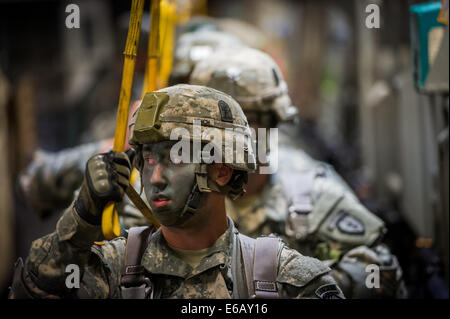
<box><xmin>237</xmin><ymin>234</ymin><xmax>280</xmax><ymax>299</ymax></box>
<box><xmin>253</xmin><ymin>236</ymin><xmax>280</xmax><ymax>299</ymax></box>
<box><xmin>238</xmin><ymin>234</ymin><xmax>256</xmax><ymax>298</ymax></box>
<box><xmin>120</xmin><ymin>226</ymin><xmax>153</xmax><ymax>299</ymax></box>
<box><xmin>282</xmin><ymin>169</ymin><xmax>317</xmax><ymax>214</ymax></box>
<box><xmin>281</xmin><ymin>166</ymin><xmax>326</xmax><ymax>240</ymax></box>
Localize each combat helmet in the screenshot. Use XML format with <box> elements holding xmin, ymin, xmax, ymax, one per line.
<box><xmin>129</xmin><ymin>84</ymin><xmax>256</xmax><ymax>216</ymax></box>
<box><xmin>178</xmin><ymin>16</ymin><xmax>270</xmax><ymax>50</ymax></box>
<box><xmin>190</xmin><ymin>47</ymin><xmax>298</xmax><ymax>123</ymax></box>
<box><xmin>169</xmin><ymin>30</ymin><xmax>245</xmax><ymax>85</ymax></box>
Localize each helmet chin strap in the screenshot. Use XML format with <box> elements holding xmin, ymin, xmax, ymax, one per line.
<box><xmin>179</xmin><ymin>164</ymin><xmax>212</xmax><ymax>219</ymax></box>
<box><xmin>179</xmin><ymin>163</ymin><xmax>240</xmax><ymax>219</ymax></box>
<box><xmin>179</xmin><ymin>161</ymin><xmax>249</xmax><ymax>220</ymax></box>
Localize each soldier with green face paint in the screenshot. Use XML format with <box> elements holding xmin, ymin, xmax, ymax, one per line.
<box><xmin>10</xmin><ymin>84</ymin><xmax>344</xmax><ymax>299</ymax></box>
<box><xmin>190</xmin><ymin>48</ymin><xmax>407</xmax><ymax>299</ymax></box>
<box><xmin>17</xmin><ymin>29</ymin><xmax>246</xmax><ymax>233</ymax></box>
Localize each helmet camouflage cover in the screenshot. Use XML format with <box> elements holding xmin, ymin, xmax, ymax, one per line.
<box><xmin>190</xmin><ymin>47</ymin><xmax>298</xmax><ymax>122</ymax></box>
<box><xmin>129</xmin><ymin>84</ymin><xmax>256</xmax><ymax>173</ymax></box>
<box><xmin>170</xmin><ymin>30</ymin><xmax>246</xmax><ymax>84</ymax></box>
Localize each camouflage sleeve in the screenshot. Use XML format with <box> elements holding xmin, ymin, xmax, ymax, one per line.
<box><xmin>10</xmin><ymin>203</ymin><xmax>123</xmax><ymax>299</ymax></box>
<box><xmin>18</xmin><ymin>139</ymin><xmax>112</xmax><ymax>218</ymax></box>
<box><xmin>276</xmin><ymin>246</ymin><xmax>345</xmax><ymax>299</ymax></box>
<box><xmin>331</xmin><ymin>244</ymin><xmax>408</xmax><ymax>299</ymax></box>
<box><xmin>310</xmin><ymin>176</ymin><xmax>387</xmax><ymax>252</ymax></box>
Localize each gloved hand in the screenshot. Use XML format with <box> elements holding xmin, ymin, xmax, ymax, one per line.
<box><xmin>338</xmin><ymin>244</ymin><xmax>406</xmax><ymax>298</ymax></box>
<box><xmin>75</xmin><ymin>150</ymin><xmax>134</xmax><ymax>225</ymax></box>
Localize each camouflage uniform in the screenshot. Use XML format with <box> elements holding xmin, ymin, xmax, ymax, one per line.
<box><xmin>190</xmin><ymin>48</ymin><xmax>407</xmax><ymax>298</ymax></box>
<box><xmin>10</xmin><ymin>84</ymin><xmax>343</xmax><ymax>299</ymax></box>
<box><xmin>10</xmin><ymin>206</ymin><xmax>338</xmax><ymax>299</ymax></box>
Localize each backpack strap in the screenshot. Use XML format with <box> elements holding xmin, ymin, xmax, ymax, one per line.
<box><xmin>238</xmin><ymin>233</ymin><xmax>256</xmax><ymax>298</ymax></box>
<box><xmin>281</xmin><ymin>167</ymin><xmax>327</xmax><ymax>240</ymax></box>
<box><xmin>237</xmin><ymin>234</ymin><xmax>280</xmax><ymax>299</ymax></box>
<box><xmin>253</xmin><ymin>236</ymin><xmax>280</xmax><ymax>299</ymax></box>
<box><xmin>281</xmin><ymin>169</ymin><xmax>317</xmax><ymax>215</ymax></box>
<box><xmin>120</xmin><ymin>226</ymin><xmax>153</xmax><ymax>299</ymax></box>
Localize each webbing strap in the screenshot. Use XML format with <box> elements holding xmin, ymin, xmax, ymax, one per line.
<box><xmin>120</xmin><ymin>226</ymin><xmax>153</xmax><ymax>299</ymax></box>
<box><xmin>238</xmin><ymin>234</ymin><xmax>280</xmax><ymax>299</ymax></box>
<box><xmin>282</xmin><ymin>169</ymin><xmax>317</xmax><ymax>214</ymax></box>
<box><xmin>238</xmin><ymin>234</ymin><xmax>256</xmax><ymax>298</ymax></box>
<box><xmin>253</xmin><ymin>237</ymin><xmax>280</xmax><ymax>299</ymax></box>
<box><xmin>281</xmin><ymin>168</ymin><xmax>320</xmax><ymax>240</ymax></box>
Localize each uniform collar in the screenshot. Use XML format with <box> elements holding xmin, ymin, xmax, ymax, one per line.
<box><xmin>141</xmin><ymin>217</ymin><xmax>235</xmax><ymax>279</ymax></box>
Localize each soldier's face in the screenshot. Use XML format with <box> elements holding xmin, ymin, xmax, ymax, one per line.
<box><xmin>141</xmin><ymin>141</ymin><xmax>196</xmax><ymax>226</ymax></box>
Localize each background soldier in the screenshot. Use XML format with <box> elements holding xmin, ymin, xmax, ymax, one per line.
<box><xmin>168</xmin><ymin>29</ymin><xmax>245</xmax><ymax>85</ymax></box>
<box><xmin>10</xmin><ymin>84</ymin><xmax>343</xmax><ymax>299</ymax></box>
<box><xmin>189</xmin><ymin>47</ymin><xmax>407</xmax><ymax>299</ymax></box>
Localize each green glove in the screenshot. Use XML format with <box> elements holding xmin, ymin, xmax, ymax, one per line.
<box><xmin>75</xmin><ymin>150</ymin><xmax>133</xmax><ymax>225</ymax></box>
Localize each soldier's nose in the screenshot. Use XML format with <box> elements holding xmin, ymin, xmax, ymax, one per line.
<box><xmin>150</xmin><ymin>163</ymin><xmax>167</xmax><ymax>190</ymax></box>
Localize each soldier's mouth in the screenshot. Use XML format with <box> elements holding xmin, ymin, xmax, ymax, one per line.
<box><xmin>152</xmin><ymin>195</ymin><xmax>171</xmax><ymax>207</ymax></box>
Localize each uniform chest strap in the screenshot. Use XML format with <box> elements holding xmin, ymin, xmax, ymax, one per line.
<box><xmin>120</xmin><ymin>226</ymin><xmax>153</xmax><ymax>299</ymax></box>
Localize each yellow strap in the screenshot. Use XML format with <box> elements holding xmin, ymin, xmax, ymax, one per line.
<box><xmin>142</xmin><ymin>0</ymin><xmax>161</xmax><ymax>96</ymax></box>
<box><xmin>175</xmin><ymin>0</ymin><xmax>191</xmax><ymax>23</ymax></box>
<box><xmin>193</xmin><ymin>0</ymin><xmax>207</xmax><ymax>16</ymax></box>
<box><xmin>126</xmin><ymin>187</ymin><xmax>161</xmax><ymax>228</ymax></box>
<box><xmin>102</xmin><ymin>0</ymin><xmax>144</xmax><ymax>240</ymax></box>
<box><xmin>158</xmin><ymin>0</ymin><xmax>176</xmax><ymax>88</ymax></box>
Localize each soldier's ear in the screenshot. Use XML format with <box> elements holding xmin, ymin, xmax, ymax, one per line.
<box><xmin>209</xmin><ymin>163</ymin><xmax>233</xmax><ymax>187</ymax></box>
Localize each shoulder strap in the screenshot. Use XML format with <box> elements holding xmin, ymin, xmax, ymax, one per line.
<box><xmin>237</xmin><ymin>234</ymin><xmax>280</xmax><ymax>299</ymax></box>
<box><xmin>238</xmin><ymin>233</ymin><xmax>255</xmax><ymax>298</ymax></box>
<box><xmin>120</xmin><ymin>226</ymin><xmax>153</xmax><ymax>299</ymax></box>
<box><xmin>280</xmin><ymin>168</ymin><xmax>318</xmax><ymax>214</ymax></box>
<box><xmin>281</xmin><ymin>167</ymin><xmax>328</xmax><ymax>240</ymax></box>
<box><xmin>253</xmin><ymin>236</ymin><xmax>280</xmax><ymax>299</ymax></box>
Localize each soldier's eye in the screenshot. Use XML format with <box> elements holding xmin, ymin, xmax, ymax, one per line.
<box><xmin>143</xmin><ymin>154</ymin><xmax>157</xmax><ymax>166</ymax></box>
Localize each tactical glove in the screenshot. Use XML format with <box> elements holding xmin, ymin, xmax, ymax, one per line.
<box><xmin>75</xmin><ymin>150</ymin><xmax>133</xmax><ymax>225</ymax></box>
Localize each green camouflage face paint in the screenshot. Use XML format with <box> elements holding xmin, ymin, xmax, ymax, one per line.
<box><xmin>142</xmin><ymin>141</ymin><xmax>196</xmax><ymax>226</ymax></box>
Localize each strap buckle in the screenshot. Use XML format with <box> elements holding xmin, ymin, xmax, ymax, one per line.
<box><xmin>254</xmin><ymin>280</ymin><xmax>278</xmax><ymax>293</ymax></box>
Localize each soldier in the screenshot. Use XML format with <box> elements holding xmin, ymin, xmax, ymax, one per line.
<box><xmin>189</xmin><ymin>48</ymin><xmax>407</xmax><ymax>299</ymax></box>
<box><xmin>10</xmin><ymin>84</ymin><xmax>344</xmax><ymax>299</ymax></box>
<box><xmin>17</xmin><ymin>30</ymin><xmax>245</xmax><ymax>232</ymax></box>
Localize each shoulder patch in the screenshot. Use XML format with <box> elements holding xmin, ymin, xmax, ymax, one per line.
<box><xmin>329</xmin><ymin>211</ymin><xmax>365</xmax><ymax>235</ymax></box>
<box><xmin>315</xmin><ymin>284</ymin><xmax>345</xmax><ymax>299</ymax></box>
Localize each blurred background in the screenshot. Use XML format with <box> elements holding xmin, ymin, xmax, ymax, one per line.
<box><xmin>0</xmin><ymin>0</ymin><xmax>448</xmax><ymax>298</ymax></box>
